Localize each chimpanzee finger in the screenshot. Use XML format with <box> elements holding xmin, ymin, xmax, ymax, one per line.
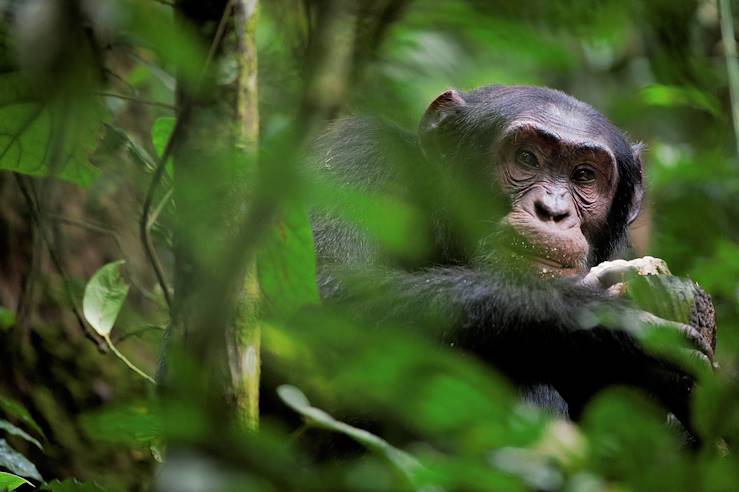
<box><xmin>638</xmin><ymin>311</ymin><xmax>714</xmax><ymax>360</ymax></box>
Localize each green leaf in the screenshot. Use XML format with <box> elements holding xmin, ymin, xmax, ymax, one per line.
<box><xmin>151</xmin><ymin>116</ymin><xmax>175</xmax><ymax>157</ymax></box>
<box><xmin>151</xmin><ymin>116</ymin><xmax>175</xmax><ymax>177</ymax></box>
<box><xmin>0</xmin><ymin>397</ymin><xmax>44</xmax><ymax>439</ymax></box>
<box><xmin>277</xmin><ymin>386</ymin><xmax>440</xmax><ymax>492</ymax></box>
<box><xmin>0</xmin><ymin>420</ymin><xmax>42</xmax><ymax>451</ymax></box>
<box><xmin>0</xmin><ymin>72</ymin><xmax>100</xmax><ymax>187</ymax></box>
<box><xmin>0</xmin><ymin>472</ymin><xmax>32</xmax><ymax>491</ymax></box>
<box><xmin>641</xmin><ymin>84</ymin><xmax>722</xmax><ymax>117</ymax></box>
<box><xmin>627</xmin><ymin>274</ymin><xmax>695</xmax><ymax>324</ymax></box>
<box><xmin>41</xmin><ymin>479</ymin><xmax>104</xmax><ymax>492</ymax></box>
<box><xmin>81</xmin><ymin>404</ymin><xmax>162</xmax><ymax>446</ymax></box>
<box><xmin>258</xmin><ymin>203</ymin><xmax>320</xmax><ymax>319</ymax></box>
<box><xmin>0</xmin><ymin>308</ymin><xmax>15</xmax><ymax>331</ymax></box>
<box><xmin>0</xmin><ymin>438</ymin><xmax>42</xmax><ymax>481</ymax></box>
<box><xmin>82</xmin><ymin>260</ymin><xmax>130</xmax><ymax>338</ymax></box>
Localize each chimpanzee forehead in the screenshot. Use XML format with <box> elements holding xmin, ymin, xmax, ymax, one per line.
<box><xmin>509</xmin><ymin>103</ymin><xmax>615</xmax><ymax>151</ymax></box>
<box><xmin>503</xmin><ymin>120</ymin><xmax>615</xmax><ymax>159</ymax></box>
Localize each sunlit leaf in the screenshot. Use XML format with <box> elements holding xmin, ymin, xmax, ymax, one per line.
<box><xmin>0</xmin><ymin>438</ymin><xmax>42</xmax><ymax>481</ymax></box>
<box><xmin>82</xmin><ymin>260</ymin><xmax>129</xmax><ymax>338</ymax></box>
<box><xmin>0</xmin><ymin>472</ymin><xmax>32</xmax><ymax>491</ymax></box>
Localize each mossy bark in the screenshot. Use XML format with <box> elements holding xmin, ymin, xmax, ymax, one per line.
<box><xmin>172</xmin><ymin>0</ymin><xmax>260</xmax><ymax>427</ymax></box>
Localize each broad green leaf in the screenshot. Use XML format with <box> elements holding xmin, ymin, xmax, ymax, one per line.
<box><xmin>42</xmin><ymin>479</ymin><xmax>104</xmax><ymax>492</ymax></box>
<box><xmin>0</xmin><ymin>472</ymin><xmax>32</xmax><ymax>491</ymax></box>
<box><xmin>0</xmin><ymin>72</ymin><xmax>100</xmax><ymax>186</ymax></box>
<box><xmin>0</xmin><ymin>438</ymin><xmax>41</xmax><ymax>481</ymax></box>
<box><xmin>0</xmin><ymin>396</ymin><xmax>44</xmax><ymax>439</ymax></box>
<box><xmin>82</xmin><ymin>261</ymin><xmax>130</xmax><ymax>338</ymax></box>
<box><xmin>0</xmin><ymin>420</ymin><xmax>42</xmax><ymax>451</ymax></box>
<box><xmin>258</xmin><ymin>204</ymin><xmax>320</xmax><ymax>319</ymax></box>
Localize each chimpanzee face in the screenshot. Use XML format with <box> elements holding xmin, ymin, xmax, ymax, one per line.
<box><xmin>418</xmin><ymin>86</ymin><xmax>643</xmax><ymax>275</ymax></box>
<box><xmin>495</xmin><ymin>120</ymin><xmax>619</xmax><ymax>273</ymax></box>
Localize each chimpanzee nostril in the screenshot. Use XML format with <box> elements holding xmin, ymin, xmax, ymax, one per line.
<box><xmin>534</xmin><ymin>199</ymin><xmax>570</xmax><ymax>223</ymax></box>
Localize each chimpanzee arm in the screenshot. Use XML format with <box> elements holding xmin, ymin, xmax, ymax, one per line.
<box><xmin>318</xmin><ymin>263</ymin><xmax>697</xmax><ymax>422</ymax></box>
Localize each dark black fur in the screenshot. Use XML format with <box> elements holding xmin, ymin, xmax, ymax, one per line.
<box><xmin>311</xmin><ymin>86</ymin><xmax>693</xmax><ymax>426</ymax></box>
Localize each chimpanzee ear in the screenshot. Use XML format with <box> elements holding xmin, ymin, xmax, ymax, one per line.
<box><xmin>627</xmin><ymin>143</ymin><xmax>645</xmax><ymax>225</ymax></box>
<box><xmin>419</xmin><ymin>89</ymin><xmax>466</xmax><ymax>157</ymax></box>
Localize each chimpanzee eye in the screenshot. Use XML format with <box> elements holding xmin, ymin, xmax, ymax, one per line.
<box><xmin>516</xmin><ymin>150</ymin><xmax>540</xmax><ymax>169</ymax></box>
<box><xmin>572</xmin><ymin>166</ymin><xmax>596</xmax><ymax>183</ymax></box>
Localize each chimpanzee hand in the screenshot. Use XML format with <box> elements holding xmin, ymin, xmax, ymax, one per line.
<box><xmin>581</xmin><ymin>256</ymin><xmax>671</xmax><ymax>295</ymax></box>
<box><xmin>623</xmin><ymin>309</ymin><xmax>715</xmax><ymax>367</ymax></box>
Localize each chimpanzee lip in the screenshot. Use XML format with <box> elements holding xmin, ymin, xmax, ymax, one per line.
<box><xmin>503</xmin><ymin>235</ymin><xmax>575</xmax><ymax>269</ymax></box>
<box><xmin>495</xmin><ymin>221</ymin><xmax>588</xmax><ymax>270</ymax></box>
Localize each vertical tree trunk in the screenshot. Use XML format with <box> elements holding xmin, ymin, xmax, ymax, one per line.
<box><xmin>173</xmin><ymin>0</ymin><xmax>260</xmax><ymax>427</ymax></box>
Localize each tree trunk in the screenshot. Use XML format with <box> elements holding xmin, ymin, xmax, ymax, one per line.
<box><xmin>172</xmin><ymin>0</ymin><xmax>260</xmax><ymax>427</ymax></box>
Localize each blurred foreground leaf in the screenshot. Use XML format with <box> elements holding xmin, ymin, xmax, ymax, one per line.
<box><xmin>81</xmin><ymin>403</ymin><xmax>161</xmax><ymax>447</ymax></box>
<box><xmin>0</xmin><ymin>72</ymin><xmax>100</xmax><ymax>186</ymax></box>
<box><xmin>258</xmin><ymin>204</ymin><xmax>319</xmax><ymax>319</ymax></box>
<box><xmin>627</xmin><ymin>274</ymin><xmax>695</xmax><ymax>324</ymax></box>
<box><xmin>641</xmin><ymin>84</ymin><xmax>722</xmax><ymax>117</ymax></box>
<box><xmin>278</xmin><ymin>385</ymin><xmax>443</xmax><ymax>492</ymax></box>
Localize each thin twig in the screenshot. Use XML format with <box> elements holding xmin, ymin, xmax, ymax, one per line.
<box><xmin>140</xmin><ymin>127</ymin><xmax>178</xmax><ymax>310</ymax></box>
<box><xmin>96</xmin><ymin>92</ymin><xmax>176</xmax><ymax>111</ymax></box>
<box><xmin>719</xmin><ymin>0</ymin><xmax>739</xmax><ymax>158</ymax></box>
<box><xmin>103</xmin><ymin>67</ymin><xmax>138</xmax><ymax>94</ymax></box>
<box><xmin>14</xmin><ymin>174</ymin><xmax>107</xmax><ymax>351</ymax></box>
<box><xmin>147</xmin><ymin>187</ymin><xmax>173</xmax><ymax>228</ymax></box>
<box><xmin>104</xmin><ymin>335</ymin><xmax>157</xmax><ymax>384</ymax></box>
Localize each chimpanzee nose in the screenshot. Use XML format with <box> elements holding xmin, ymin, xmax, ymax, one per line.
<box><xmin>534</xmin><ymin>191</ymin><xmax>571</xmax><ymax>224</ymax></box>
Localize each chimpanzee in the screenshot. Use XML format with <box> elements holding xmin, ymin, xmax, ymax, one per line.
<box><xmin>310</xmin><ymin>85</ymin><xmax>715</xmax><ymax>430</ymax></box>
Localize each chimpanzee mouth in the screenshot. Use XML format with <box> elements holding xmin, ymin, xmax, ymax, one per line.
<box><xmin>489</xmin><ymin>224</ymin><xmax>586</xmax><ymax>272</ymax></box>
